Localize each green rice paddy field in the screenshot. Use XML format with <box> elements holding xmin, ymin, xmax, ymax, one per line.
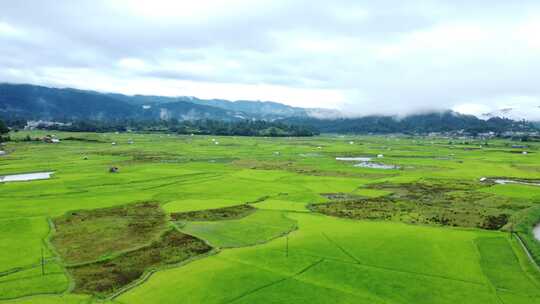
<box><xmin>1</xmin><ymin>131</ymin><xmax>540</xmax><ymax>303</ymax></box>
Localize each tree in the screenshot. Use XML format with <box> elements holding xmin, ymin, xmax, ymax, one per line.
<box><xmin>0</xmin><ymin>120</ymin><xmax>8</xmax><ymax>135</ymax></box>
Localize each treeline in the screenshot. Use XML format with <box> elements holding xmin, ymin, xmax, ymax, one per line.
<box><xmin>0</xmin><ymin>119</ymin><xmax>9</xmax><ymax>142</ymax></box>
<box><xmin>34</xmin><ymin>119</ymin><xmax>318</xmax><ymax>137</ymax></box>
<box><xmin>169</xmin><ymin>120</ymin><xmax>317</xmax><ymax>136</ymax></box>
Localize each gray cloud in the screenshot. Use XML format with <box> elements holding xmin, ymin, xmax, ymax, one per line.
<box><xmin>1</xmin><ymin>0</ymin><xmax>540</xmax><ymax>119</ymax></box>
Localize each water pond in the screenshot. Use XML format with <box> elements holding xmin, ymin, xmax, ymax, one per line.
<box><xmin>354</xmin><ymin>162</ymin><xmax>399</xmax><ymax>170</ymax></box>
<box><xmin>336</xmin><ymin>157</ymin><xmax>372</xmax><ymax>162</ymax></box>
<box><xmin>493</xmin><ymin>179</ymin><xmax>540</xmax><ymax>186</ymax></box>
<box><xmin>0</xmin><ymin>172</ymin><xmax>55</xmax><ymax>182</ymax></box>
<box><xmin>336</xmin><ymin>156</ymin><xmax>398</xmax><ymax>170</ymax></box>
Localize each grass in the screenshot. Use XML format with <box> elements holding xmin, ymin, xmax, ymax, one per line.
<box><xmin>253</xmin><ymin>199</ymin><xmax>309</xmax><ymax>212</ymax></box>
<box><xmin>1</xmin><ymin>131</ymin><xmax>540</xmax><ymax>303</ymax></box>
<box><xmin>475</xmin><ymin>237</ymin><xmax>540</xmax><ymax>294</ymax></box>
<box><xmin>514</xmin><ymin>205</ymin><xmax>540</xmax><ymax>265</ymax></box>
<box><xmin>178</xmin><ymin>210</ymin><xmax>297</xmax><ymax>248</ymax></box>
<box><xmin>5</xmin><ymin>295</ymin><xmax>102</xmax><ymax>304</ymax></box>
<box><xmin>0</xmin><ymin>217</ymin><xmax>51</xmax><ymax>272</ymax></box>
<box><xmin>0</xmin><ymin>217</ymin><xmax>68</xmax><ymax>299</ymax></box>
<box><xmin>0</xmin><ymin>262</ymin><xmax>69</xmax><ymax>300</ymax></box>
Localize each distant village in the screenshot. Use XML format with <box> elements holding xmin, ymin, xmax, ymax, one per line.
<box><xmin>24</xmin><ymin>120</ymin><xmax>72</xmax><ymax>130</ymax></box>
<box><xmin>424</xmin><ymin>130</ymin><xmax>540</xmax><ymax>141</ymax></box>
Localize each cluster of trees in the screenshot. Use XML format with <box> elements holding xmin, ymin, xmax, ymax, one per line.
<box><xmin>0</xmin><ymin>119</ymin><xmax>9</xmax><ymax>142</ymax></box>
<box><xmin>36</xmin><ymin>119</ymin><xmax>318</xmax><ymax>137</ymax></box>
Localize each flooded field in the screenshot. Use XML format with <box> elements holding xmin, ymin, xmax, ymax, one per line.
<box><xmin>336</xmin><ymin>156</ymin><xmax>399</xmax><ymax>169</ymax></box>
<box><xmin>493</xmin><ymin>179</ymin><xmax>540</xmax><ymax>186</ymax></box>
<box><xmin>335</xmin><ymin>157</ymin><xmax>372</xmax><ymax>162</ymax></box>
<box><xmin>354</xmin><ymin>162</ymin><xmax>399</xmax><ymax>169</ymax></box>
<box><xmin>0</xmin><ymin>172</ymin><xmax>54</xmax><ymax>182</ymax></box>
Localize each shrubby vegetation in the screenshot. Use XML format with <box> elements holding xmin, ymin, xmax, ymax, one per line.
<box><xmin>171</xmin><ymin>204</ymin><xmax>255</xmax><ymax>221</ymax></box>
<box><xmin>310</xmin><ymin>180</ymin><xmax>524</xmax><ymax>230</ymax></box>
<box><xmin>51</xmin><ymin>202</ymin><xmax>211</xmax><ymax>296</ymax></box>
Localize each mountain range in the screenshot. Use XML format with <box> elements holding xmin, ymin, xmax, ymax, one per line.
<box><xmin>0</xmin><ymin>83</ymin><xmax>537</xmax><ymax>134</ymax></box>
<box><xmin>0</xmin><ymin>83</ymin><xmax>337</xmax><ymax>122</ymax></box>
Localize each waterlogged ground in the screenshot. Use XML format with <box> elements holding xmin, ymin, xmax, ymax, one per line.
<box><xmin>0</xmin><ymin>171</ymin><xmax>54</xmax><ymax>182</ymax></box>
<box><xmin>1</xmin><ymin>131</ymin><xmax>540</xmax><ymax>303</ymax></box>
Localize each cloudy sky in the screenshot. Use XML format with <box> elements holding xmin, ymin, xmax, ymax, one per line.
<box><xmin>1</xmin><ymin>0</ymin><xmax>540</xmax><ymax>118</ymax></box>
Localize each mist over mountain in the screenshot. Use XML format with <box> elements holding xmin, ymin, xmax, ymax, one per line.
<box><xmin>0</xmin><ymin>83</ymin><xmax>342</xmax><ymax>122</ymax></box>
<box><xmin>0</xmin><ymin>83</ymin><xmax>537</xmax><ymax>135</ymax></box>
<box><xmin>0</xmin><ymin>83</ymin><xmax>136</xmax><ymax>121</ymax></box>
<box><xmin>0</xmin><ymin>83</ymin><xmax>255</xmax><ymax>121</ymax></box>
<box><xmin>106</xmin><ymin>93</ymin><xmax>339</xmax><ymax>120</ymax></box>
<box><xmin>480</xmin><ymin>106</ymin><xmax>540</xmax><ymax>122</ymax></box>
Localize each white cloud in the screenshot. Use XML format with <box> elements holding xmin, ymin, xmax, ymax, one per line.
<box><xmin>454</xmin><ymin>96</ymin><xmax>540</xmax><ymax>120</ymax></box>
<box><xmin>452</xmin><ymin>104</ymin><xmax>492</xmax><ymax>116</ymax></box>
<box><xmin>117</xmin><ymin>58</ymin><xmax>147</xmax><ymax>70</ymax></box>
<box><xmin>1</xmin><ymin>1</ymin><xmax>540</xmax><ymax>119</ymax></box>
<box><xmin>0</xmin><ymin>22</ymin><xmax>22</xmax><ymax>37</ymax></box>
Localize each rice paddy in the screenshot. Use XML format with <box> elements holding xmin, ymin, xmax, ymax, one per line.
<box><xmin>1</xmin><ymin>131</ymin><xmax>539</xmax><ymax>303</ymax></box>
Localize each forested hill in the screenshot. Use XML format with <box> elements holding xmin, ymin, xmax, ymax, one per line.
<box><xmin>0</xmin><ymin>83</ymin><xmax>240</xmax><ymax>121</ymax></box>
<box><xmin>0</xmin><ymin>83</ymin><xmax>538</xmax><ymax>135</ymax></box>
<box><xmin>281</xmin><ymin>112</ymin><xmax>538</xmax><ymax>135</ymax></box>
<box><xmin>0</xmin><ymin>83</ymin><xmax>333</xmax><ymax>121</ymax></box>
